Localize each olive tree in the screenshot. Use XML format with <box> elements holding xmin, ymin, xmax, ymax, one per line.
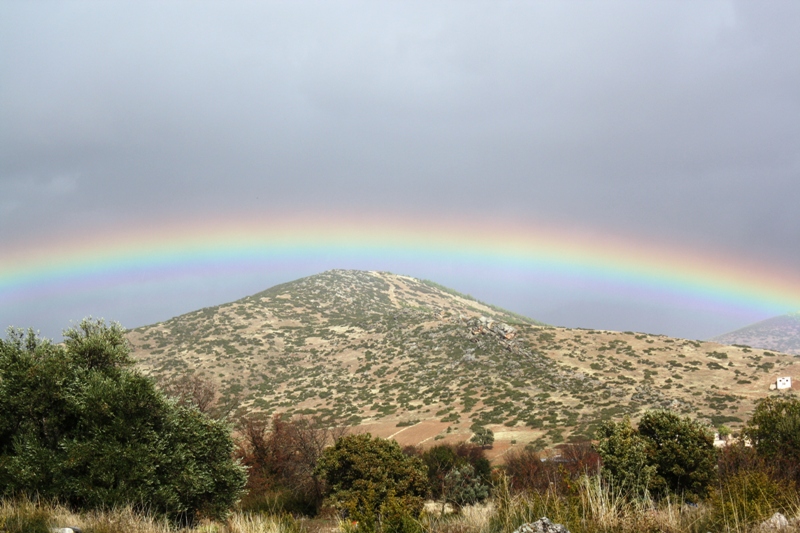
<box><xmin>0</xmin><ymin>319</ymin><xmax>246</xmax><ymax>523</ymax></box>
<box><xmin>421</xmin><ymin>444</ymin><xmax>490</xmax><ymax>513</ymax></box>
<box><xmin>469</xmin><ymin>425</ymin><xmax>494</xmax><ymax>448</ymax></box>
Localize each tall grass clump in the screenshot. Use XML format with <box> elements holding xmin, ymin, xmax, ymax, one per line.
<box><xmin>700</xmin><ymin>441</ymin><xmax>800</xmax><ymax>533</ymax></box>
<box><xmin>485</xmin><ymin>474</ymin><xmax>723</xmax><ymax>533</ymax></box>
<box><xmin>0</xmin><ymin>498</ymin><xmax>52</xmax><ymax>533</ymax></box>
<box><xmin>0</xmin><ymin>499</ymin><xmax>311</xmax><ymax>533</ymax></box>
<box><xmin>223</xmin><ymin>512</ymin><xmax>307</xmax><ymax>533</ymax></box>
<box><xmin>485</xmin><ymin>475</ymin><xmax>580</xmax><ymax>533</ymax></box>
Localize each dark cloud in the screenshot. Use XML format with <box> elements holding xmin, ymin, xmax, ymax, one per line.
<box><xmin>2</xmin><ymin>1</ymin><xmax>799</xmax><ymax>339</ymax></box>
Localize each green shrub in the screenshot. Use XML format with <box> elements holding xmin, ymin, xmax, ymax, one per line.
<box><xmin>595</xmin><ymin>417</ymin><xmax>655</xmax><ymax>497</ymax></box>
<box><xmin>744</xmin><ymin>395</ymin><xmax>800</xmax><ymax>462</ymax></box>
<box><xmin>316</xmin><ymin>434</ymin><xmax>427</xmax><ymax>530</ymax></box>
<box><xmin>0</xmin><ymin>320</ymin><xmax>246</xmax><ymax>522</ymax></box>
<box><xmin>469</xmin><ymin>425</ymin><xmax>494</xmax><ymax>448</ymax></box>
<box><xmin>422</xmin><ymin>445</ymin><xmax>459</xmax><ymax>499</ymax></box>
<box><xmin>637</xmin><ymin>410</ymin><xmax>717</xmax><ymax>501</ymax></box>
<box><xmin>742</xmin><ymin>395</ymin><xmax>800</xmax><ymax>487</ymax></box>
<box><xmin>442</xmin><ymin>463</ymin><xmax>489</xmax><ymax>509</ymax></box>
<box><xmin>596</xmin><ymin>411</ymin><xmax>716</xmax><ymax>501</ymax></box>
<box><xmin>422</xmin><ymin>444</ymin><xmax>491</xmax><ymax>511</ymax></box>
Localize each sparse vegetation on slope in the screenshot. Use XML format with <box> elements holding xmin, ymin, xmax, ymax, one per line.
<box><xmin>128</xmin><ymin>270</ymin><xmax>800</xmax><ymax>449</ymax></box>
<box><xmin>712</xmin><ymin>312</ymin><xmax>800</xmax><ymax>356</ymax></box>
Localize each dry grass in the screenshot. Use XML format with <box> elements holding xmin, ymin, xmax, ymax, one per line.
<box><xmin>3</xmin><ymin>474</ymin><xmax>800</xmax><ymax>533</ymax></box>
<box><xmin>412</xmin><ymin>474</ymin><xmax>800</xmax><ymax>533</ymax></box>
<box><xmin>0</xmin><ymin>498</ymin><xmax>305</xmax><ymax>533</ymax></box>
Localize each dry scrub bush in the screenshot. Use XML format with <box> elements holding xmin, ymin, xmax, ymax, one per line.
<box><xmin>504</xmin><ymin>442</ymin><xmax>599</xmax><ymax>496</ymax></box>
<box><xmin>236</xmin><ymin>414</ymin><xmax>346</xmax><ymax>515</ymax></box>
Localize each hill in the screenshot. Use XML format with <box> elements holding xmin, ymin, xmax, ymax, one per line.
<box><xmin>127</xmin><ymin>270</ymin><xmax>800</xmax><ymax>456</ymax></box>
<box><xmin>711</xmin><ymin>312</ymin><xmax>800</xmax><ymax>356</ymax></box>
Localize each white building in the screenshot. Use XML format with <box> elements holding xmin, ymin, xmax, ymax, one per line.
<box><xmin>777</xmin><ymin>376</ymin><xmax>792</xmax><ymax>390</ymax></box>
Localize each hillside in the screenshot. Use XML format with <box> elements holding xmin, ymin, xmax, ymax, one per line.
<box><xmin>128</xmin><ymin>270</ymin><xmax>800</xmax><ymax>456</ymax></box>
<box><xmin>711</xmin><ymin>312</ymin><xmax>800</xmax><ymax>356</ymax></box>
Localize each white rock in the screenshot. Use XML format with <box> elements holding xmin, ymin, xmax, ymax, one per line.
<box><xmin>513</xmin><ymin>517</ymin><xmax>570</xmax><ymax>533</ymax></box>
<box><xmin>760</xmin><ymin>512</ymin><xmax>789</xmax><ymax>530</ymax></box>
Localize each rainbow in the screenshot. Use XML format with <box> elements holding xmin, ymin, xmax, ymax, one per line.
<box><xmin>2</xmin><ymin>210</ymin><xmax>800</xmax><ymax>319</ymax></box>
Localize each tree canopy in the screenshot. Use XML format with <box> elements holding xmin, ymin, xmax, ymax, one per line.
<box><xmin>596</xmin><ymin>411</ymin><xmax>716</xmax><ymax>501</ymax></box>
<box><xmin>0</xmin><ymin>319</ymin><xmax>246</xmax><ymax>523</ymax></box>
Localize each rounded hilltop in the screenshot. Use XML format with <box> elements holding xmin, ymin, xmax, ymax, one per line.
<box><xmin>127</xmin><ymin>270</ymin><xmax>799</xmax><ymax>453</ymax></box>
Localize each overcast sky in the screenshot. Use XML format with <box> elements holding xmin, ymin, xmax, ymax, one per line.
<box><xmin>2</xmin><ymin>1</ymin><xmax>800</xmax><ymax>340</ymax></box>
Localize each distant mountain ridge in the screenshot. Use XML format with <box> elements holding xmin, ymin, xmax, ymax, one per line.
<box><xmin>127</xmin><ymin>270</ymin><xmax>800</xmax><ymax>454</ymax></box>
<box><xmin>711</xmin><ymin>312</ymin><xmax>800</xmax><ymax>356</ymax></box>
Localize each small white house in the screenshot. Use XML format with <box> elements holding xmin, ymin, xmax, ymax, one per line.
<box><xmin>777</xmin><ymin>376</ymin><xmax>792</xmax><ymax>390</ymax></box>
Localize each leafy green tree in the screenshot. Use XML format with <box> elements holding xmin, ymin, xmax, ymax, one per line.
<box><xmin>316</xmin><ymin>434</ymin><xmax>427</xmax><ymax>529</ymax></box>
<box><xmin>744</xmin><ymin>395</ymin><xmax>800</xmax><ymax>463</ymax></box>
<box><xmin>743</xmin><ymin>395</ymin><xmax>800</xmax><ymax>484</ymax></box>
<box><xmin>596</xmin><ymin>417</ymin><xmax>655</xmax><ymax>497</ymax></box>
<box><xmin>638</xmin><ymin>410</ymin><xmax>716</xmax><ymax>501</ymax></box>
<box><xmin>596</xmin><ymin>411</ymin><xmax>716</xmax><ymax>501</ymax></box>
<box><xmin>422</xmin><ymin>445</ymin><xmax>459</xmax><ymax>500</ymax></box>
<box><xmin>0</xmin><ymin>320</ymin><xmax>246</xmax><ymax>522</ymax></box>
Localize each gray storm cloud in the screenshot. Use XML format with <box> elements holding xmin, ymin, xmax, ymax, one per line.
<box><xmin>1</xmin><ymin>1</ymin><xmax>799</xmax><ymax>339</ymax></box>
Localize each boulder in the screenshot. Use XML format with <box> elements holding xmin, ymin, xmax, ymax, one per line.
<box><xmin>759</xmin><ymin>512</ymin><xmax>789</xmax><ymax>530</ymax></box>
<box><xmin>512</xmin><ymin>517</ymin><xmax>570</xmax><ymax>533</ymax></box>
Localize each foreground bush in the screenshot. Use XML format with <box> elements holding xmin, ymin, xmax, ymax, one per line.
<box><xmin>317</xmin><ymin>434</ymin><xmax>427</xmax><ymax>531</ymax></box>
<box><xmin>638</xmin><ymin>410</ymin><xmax>717</xmax><ymax>500</ymax></box>
<box><xmin>504</xmin><ymin>442</ymin><xmax>599</xmax><ymax>495</ymax></box>
<box><xmin>744</xmin><ymin>395</ymin><xmax>800</xmax><ymax>486</ymax></box>
<box><xmin>595</xmin><ymin>417</ymin><xmax>655</xmax><ymax>497</ymax></box>
<box><xmin>596</xmin><ymin>411</ymin><xmax>716</xmax><ymax>501</ymax></box>
<box><xmin>236</xmin><ymin>413</ymin><xmax>346</xmax><ymax>515</ymax></box>
<box><xmin>420</xmin><ymin>443</ymin><xmax>491</xmax><ymax>509</ymax></box>
<box><xmin>2</xmin><ymin>467</ymin><xmax>799</xmax><ymax>533</ymax></box>
<box><xmin>0</xmin><ymin>320</ymin><xmax>246</xmax><ymax>522</ymax></box>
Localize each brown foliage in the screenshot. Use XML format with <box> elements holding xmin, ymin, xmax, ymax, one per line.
<box><xmin>717</xmin><ymin>442</ymin><xmax>766</xmax><ymax>482</ymax></box>
<box><xmin>504</xmin><ymin>448</ymin><xmax>551</xmax><ymax>493</ymax></box>
<box><xmin>236</xmin><ymin>414</ymin><xmax>347</xmax><ymax>515</ymax></box>
<box><xmin>504</xmin><ymin>442</ymin><xmax>599</xmax><ymax>495</ymax></box>
<box><xmin>557</xmin><ymin>442</ymin><xmax>601</xmax><ymax>477</ymax></box>
<box><xmin>159</xmin><ymin>373</ymin><xmax>218</xmax><ymax>414</ymax></box>
<box><xmin>717</xmin><ymin>440</ymin><xmax>800</xmax><ymax>494</ymax></box>
<box><xmin>402</xmin><ymin>444</ymin><xmax>422</xmax><ymax>457</ymax></box>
